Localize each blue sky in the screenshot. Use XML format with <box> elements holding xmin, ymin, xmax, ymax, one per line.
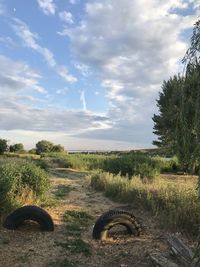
<box><xmin>0</xmin><ymin>0</ymin><xmax>199</xmax><ymax>150</ymax></box>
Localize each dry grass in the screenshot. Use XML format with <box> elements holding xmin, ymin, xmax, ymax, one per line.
<box><xmin>87</xmin><ymin>171</ymin><xmax>200</xmax><ymax>237</ymax></box>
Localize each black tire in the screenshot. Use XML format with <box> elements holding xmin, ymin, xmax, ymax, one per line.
<box><xmin>92</xmin><ymin>209</ymin><xmax>142</xmax><ymax>240</ymax></box>
<box><xmin>3</xmin><ymin>205</ymin><xmax>54</xmax><ymax>231</ymax></box>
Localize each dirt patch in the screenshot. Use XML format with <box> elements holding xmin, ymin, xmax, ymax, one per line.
<box><xmin>0</xmin><ymin>169</ymin><xmax>194</xmax><ymax>266</ymax></box>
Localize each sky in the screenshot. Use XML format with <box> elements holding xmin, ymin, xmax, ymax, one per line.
<box><xmin>0</xmin><ymin>0</ymin><xmax>199</xmax><ymax>151</ymax></box>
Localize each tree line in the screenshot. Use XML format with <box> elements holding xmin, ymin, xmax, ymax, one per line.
<box><xmin>153</xmin><ymin>20</ymin><xmax>200</xmax><ymax>174</ymax></box>
<box><xmin>0</xmin><ymin>139</ymin><xmax>65</xmax><ymax>155</ymax></box>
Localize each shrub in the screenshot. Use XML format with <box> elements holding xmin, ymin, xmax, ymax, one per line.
<box><xmin>20</xmin><ymin>163</ymin><xmax>50</xmax><ymax>196</ymax></box>
<box><xmin>0</xmin><ymin>161</ymin><xmax>50</xmax><ymax>216</ymax></box>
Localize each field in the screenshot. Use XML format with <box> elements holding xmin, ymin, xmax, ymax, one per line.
<box><xmin>0</xmin><ymin>152</ymin><xmax>198</xmax><ymax>266</ymax></box>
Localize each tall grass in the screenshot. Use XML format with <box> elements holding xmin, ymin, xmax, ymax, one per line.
<box><xmin>87</xmin><ymin>171</ymin><xmax>199</xmax><ymax>236</ymax></box>
<box><xmin>37</xmin><ymin>152</ymin><xmax>180</xmax><ymax>180</ymax></box>
<box><xmin>103</xmin><ymin>153</ymin><xmax>161</xmax><ymax>180</ymax></box>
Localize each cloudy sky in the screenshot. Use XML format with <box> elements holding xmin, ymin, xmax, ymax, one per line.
<box><xmin>0</xmin><ymin>0</ymin><xmax>199</xmax><ymax>150</ymax></box>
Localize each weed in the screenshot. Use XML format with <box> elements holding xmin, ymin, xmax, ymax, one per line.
<box><xmin>54</xmin><ymin>184</ymin><xmax>72</xmax><ymax>199</ymax></box>
<box><xmin>56</xmin><ymin>239</ymin><xmax>92</xmax><ymax>257</ymax></box>
<box><xmin>65</xmin><ymin>223</ymin><xmax>82</xmax><ymax>237</ymax></box>
<box><xmin>63</xmin><ymin>210</ymin><xmax>93</xmax><ymax>225</ymax></box>
<box><xmin>55</xmin><ymin>209</ymin><xmax>93</xmax><ymax>258</ymax></box>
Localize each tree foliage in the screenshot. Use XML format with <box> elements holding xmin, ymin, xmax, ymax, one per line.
<box><xmin>152</xmin><ymin>75</ymin><xmax>183</xmax><ymax>154</ymax></box>
<box><xmin>51</xmin><ymin>144</ymin><xmax>65</xmax><ymax>153</ymax></box>
<box><xmin>35</xmin><ymin>140</ymin><xmax>65</xmax><ymax>154</ymax></box>
<box><xmin>35</xmin><ymin>140</ymin><xmax>54</xmax><ymax>154</ymax></box>
<box><xmin>10</xmin><ymin>143</ymin><xmax>24</xmax><ymax>153</ymax></box>
<box><xmin>0</xmin><ymin>139</ymin><xmax>8</xmax><ymax>155</ymax></box>
<box><xmin>153</xmin><ymin>20</ymin><xmax>200</xmax><ymax>173</ymax></box>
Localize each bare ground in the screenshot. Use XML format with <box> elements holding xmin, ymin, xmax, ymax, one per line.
<box><xmin>0</xmin><ymin>169</ymin><xmax>195</xmax><ymax>267</ymax></box>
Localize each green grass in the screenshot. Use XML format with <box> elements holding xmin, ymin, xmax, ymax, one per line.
<box><xmin>56</xmin><ymin>239</ymin><xmax>92</xmax><ymax>257</ymax></box>
<box><xmin>53</xmin><ymin>184</ymin><xmax>72</xmax><ymax>199</ymax></box>
<box><xmin>63</xmin><ymin>210</ymin><xmax>93</xmax><ymax>224</ymax></box>
<box><xmin>55</xmin><ymin>209</ymin><xmax>93</xmax><ymax>257</ymax></box>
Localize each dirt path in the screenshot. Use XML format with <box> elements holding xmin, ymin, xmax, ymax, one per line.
<box><xmin>0</xmin><ymin>168</ymin><xmax>187</xmax><ymax>267</ymax></box>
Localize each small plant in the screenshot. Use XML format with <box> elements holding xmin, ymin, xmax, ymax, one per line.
<box><xmin>56</xmin><ymin>239</ymin><xmax>92</xmax><ymax>257</ymax></box>
<box><xmin>55</xmin><ymin>209</ymin><xmax>93</xmax><ymax>257</ymax></box>
<box><xmin>54</xmin><ymin>185</ymin><xmax>72</xmax><ymax>199</ymax></box>
<box><xmin>63</xmin><ymin>210</ymin><xmax>93</xmax><ymax>225</ymax></box>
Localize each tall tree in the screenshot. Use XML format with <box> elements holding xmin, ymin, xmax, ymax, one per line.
<box><xmin>153</xmin><ymin>20</ymin><xmax>200</xmax><ymax>173</ymax></box>
<box><xmin>152</xmin><ymin>75</ymin><xmax>184</xmax><ymax>154</ymax></box>
<box><xmin>176</xmin><ymin>65</ymin><xmax>200</xmax><ymax>172</ymax></box>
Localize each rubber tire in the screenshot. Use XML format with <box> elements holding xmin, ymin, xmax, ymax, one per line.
<box><xmin>92</xmin><ymin>209</ymin><xmax>141</xmax><ymax>240</ymax></box>
<box><xmin>3</xmin><ymin>205</ymin><xmax>54</xmax><ymax>231</ymax></box>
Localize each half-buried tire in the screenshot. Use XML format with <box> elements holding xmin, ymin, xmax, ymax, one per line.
<box><xmin>3</xmin><ymin>205</ymin><xmax>54</xmax><ymax>231</ymax></box>
<box><xmin>92</xmin><ymin>209</ymin><xmax>141</xmax><ymax>240</ymax></box>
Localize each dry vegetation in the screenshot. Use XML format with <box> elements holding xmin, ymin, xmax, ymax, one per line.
<box><xmin>0</xmin><ymin>153</ymin><xmax>198</xmax><ymax>266</ymax></box>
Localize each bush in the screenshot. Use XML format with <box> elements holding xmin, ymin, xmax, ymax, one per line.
<box><xmin>0</xmin><ymin>161</ymin><xmax>50</xmax><ymax>216</ymax></box>
<box><xmin>20</xmin><ymin>163</ymin><xmax>50</xmax><ymax>196</ymax></box>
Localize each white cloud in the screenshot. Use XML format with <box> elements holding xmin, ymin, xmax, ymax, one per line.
<box><xmin>0</xmin><ymin>96</ymin><xmax>111</xmax><ymax>134</ymax></box>
<box><xmin>65</xmin><ymin>0</ymin><xmax>199</xmax><ymax>144</ymax></box>
<box><xmin>37</xmin><ymin>0</ymin><xmax>56</xmax><ymax>15</ymax></box>
<box><xmin>69</xmin><ymin>0</ymin><xmax>79</xmax><ymax>5</ymax></box>
<box><xmin>0</xmin><ymin>1</ymin><xmax>5</xmax><ymax>15</ymax></box>
<box><xmin>12</xmin><ymin>18</ymin><xmax>77</xmax><ymax>82</ymax></box>
<box><xmin>13</xmin><ymin>18</ymin><xmax>56</xmax><ymax>67</ymax></box>
<box><xmin>0</xmin><ymin>36</ymin><xmax>15</xmax><ymax>47</ymax></box>
<box><xmin>59</xmin><ymin>11</ymin><xmax>74</xmax><ymax>24</ymax></box>
<box><xmin>80</xmin><ymin>90</ymin><xmax>87</xmax><ymax>110</ymax></box>
<box><xmin>0</xmin><ymin>129</ymin><xmax>138</xmax><ymax>151</ymax></box>
<box><xmin>56</xmin><ymin>88</ymin><xmax>69</xmax><ymax>95</ymax></box>
<box><xmin>56</xmin><ymin>66</ymin><xmax>77</xmax><ymax>83</ymax></box>
<box><xmin>74</xmin><ymin>62</ymin><xmax>91</xmax><ymax>77</ymax></box>
<box><xmin>0</xmin><ymin>54</ymin><xmax>46</xmax><ymax>94</ymax></box>
<box><xmin>0</xmin><ymin>55</ymin><xmax>111</xmax><ymax>144</ymax></box>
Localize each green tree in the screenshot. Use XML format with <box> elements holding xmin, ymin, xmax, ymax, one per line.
<box><xmin>0</xmin><ymin>139</ymin><xmax>8</xmax><ymax>155</ymax></box>
<box><xmin>51</xmin><ymin>144</ymin><xmax>65</xmax><ymax>153</ymax></box>
<box><xmin>176</xmin><ymin>65</ymin><xmax>200</xmax><ymax>172</ymax></box>
<box><xmin>183</xmin><ymin>20</ymin><xmax>200</xmax><ymax>67</ymax></box>
<box><xmin>152</xmin><ymin>75</ymin><xmax>183</xmax><ymax>154</ymax></box>
<box><xmin>10</xmin><ymin>143</ymin><xmax>24</xmax><ymax>153</ymax></box>
<box><xmin>35</xmin><ymin>140</ymin><xmax>54</xmax><ymax>155</ymax></box>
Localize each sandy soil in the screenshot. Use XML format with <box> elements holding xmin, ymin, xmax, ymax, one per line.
<box><xmin>0</xmin><ymin>169</ymin><xmax>194</xmax><ymax>267</ymax></box>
